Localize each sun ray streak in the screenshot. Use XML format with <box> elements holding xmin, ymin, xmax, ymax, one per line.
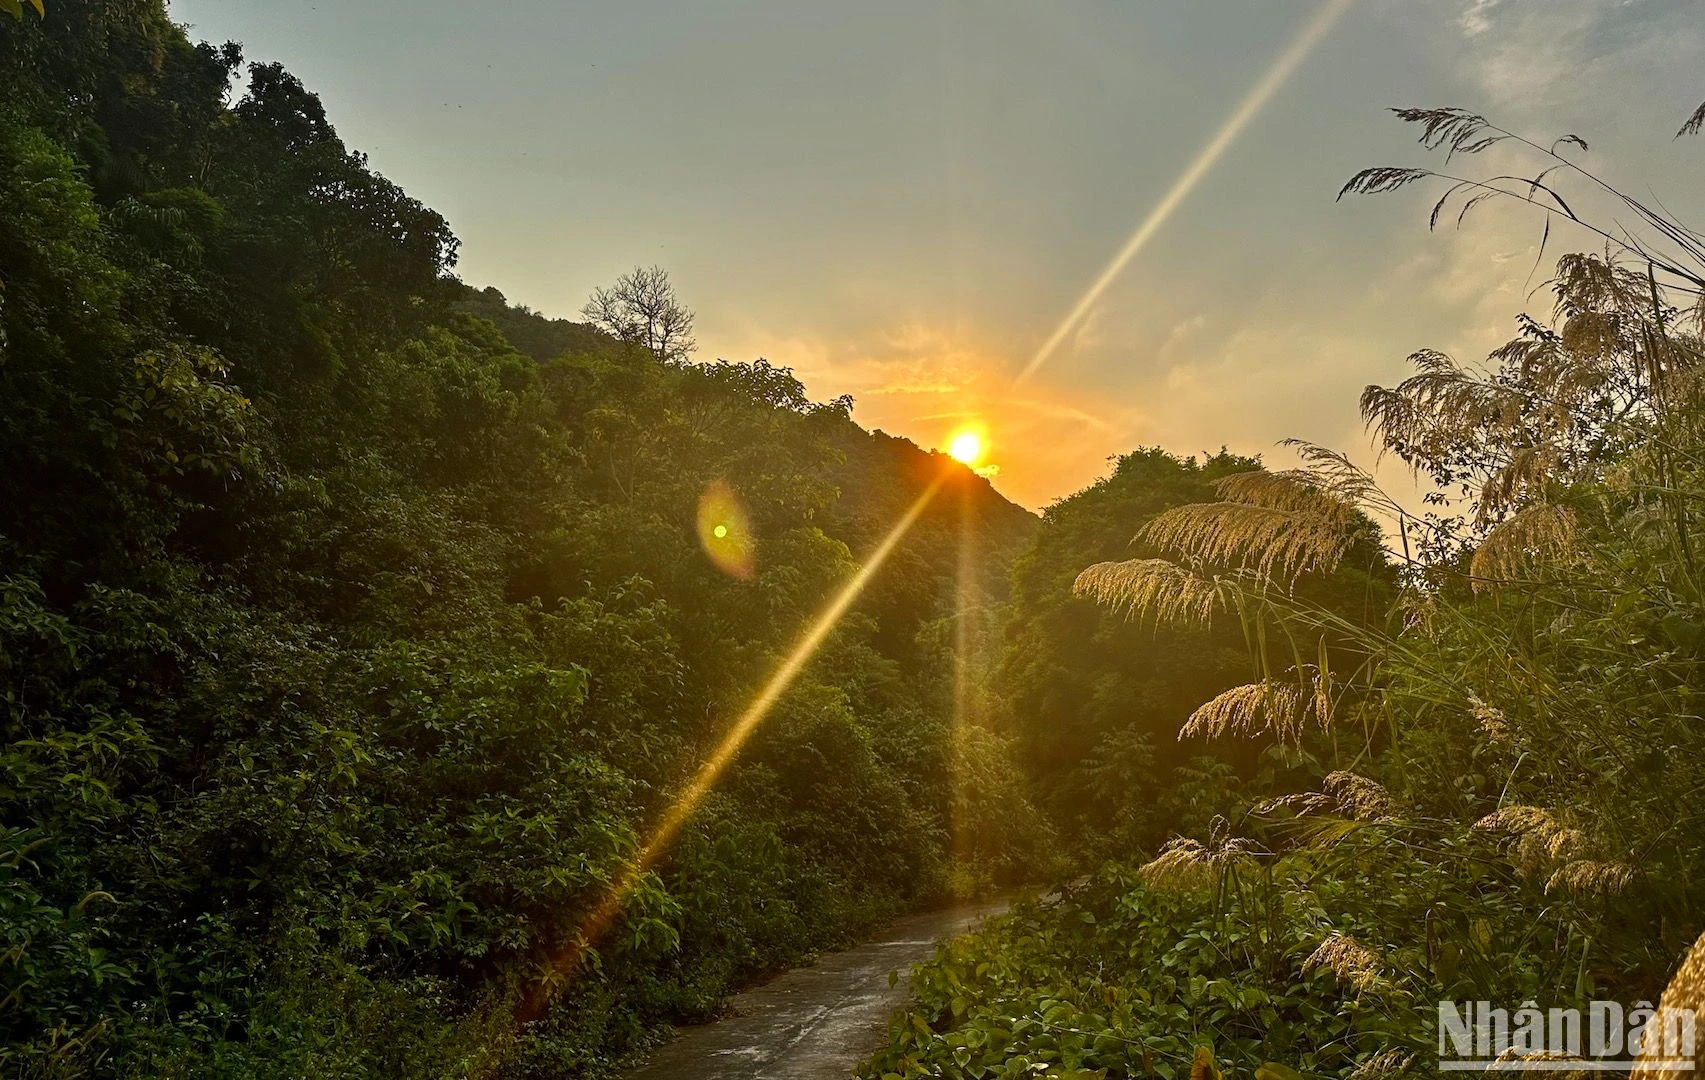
<box><xmin>1012</xmin><ymin>0</ymin><xmax>1357</xmax><ymax>386</ymax></box>
<box><xmin>951</xmin><ymin>482</ymin><xmax>976</xmax><ymax>869</ymax></box>
<box><xmin>515</xmin><ymin>472</ymin><xmax>951</xmax><ymax>1024</ymax></box>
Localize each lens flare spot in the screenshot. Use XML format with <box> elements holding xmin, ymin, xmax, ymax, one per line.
<box><xmin>513</xmin><ymin>472</ymin><xmax>952</xmax><ymax>1024</ymax></box>
<box><xmin>948</xmin><ymin>431</ymin><xmax>984</xmax><ymax>466</ymax></box>
<box><xmin>697</xmin><ymin>481</ymin><xmax>755</xmax><ymax>579</ymax></box>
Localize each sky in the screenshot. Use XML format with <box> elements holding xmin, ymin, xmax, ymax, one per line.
<box><xmin>169</xmin><ymin>0</ymin><xmax>1705</xmax><ymax>511</ymax></box>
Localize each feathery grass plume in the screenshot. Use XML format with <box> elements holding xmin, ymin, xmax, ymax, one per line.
<box><xmin>1543</xmin><ymin>255</ymin><xmax>1705</xmax><ymax>409</ymax></box>
<box><xmin>1348</xmin><ymin>1048</ymin><xmax>1413</xmax><ymax>1080</ymax></box>
<box><xmin>1545</xmin><ymin>859</ymin><xmax>1635</xmax><ymax>897</ymax></box>
<box><xmin>1468</xmin><ymin>503</ymin><xmax>1579</xmax><ymax>589</ymax></box>
<box><xmin>1475</xmin><ymin>805</ymin><xmax>1590</xmax><ymax>877</ymax></box>
<box><xmin>1282</xmin><ymin>440</ymin><xmax>1405</xmax><ymax>514</ymax></box>
<box><xmin>1340</xmin><ymin>107</ymin><xmax>1584</xmax><ymax>234</ymax></box>
<box><xmin>1552</xmin><ymin>252</ymin><xmax>1660</xmax><ymax>322</ymax></box>
<box><xmin>1255</xmin><ymin>772</ymin><xmax>1393</xmax><ymax>848</ymax></box>
<box><xmin>1558</xmin><ymin>308</ymin><xmax>1622</xmax><ymax>363</ymax></box>
<box><xmin>1396</xmin><ymin>589</ymin><xmax>1440</xmax><ymax>634</ymax></box>
<box><xmin>1337</xmin><ymin>166</ymin><xmax>1432</xmax><ymax>200</ymax></box>
<box><xmin>1181</xmin><ymin>681</ymin><xmax>1305</xmax><ymax>743</ymax></box>
<box><xmin>1488</xmin><ymin>447</ymin><xmax>1568</xmax><ymax>522</ymax></box>
<box><xmin>1359</xmin><ymin>248</ymin><xmax>1705</xmax><ymax>528</ymax></box>
<box><xmin>1680</xmin><ymin>100</ymin><xmax>1705</xmax><ymax>138</ymax></box>
<box><xmin>1631</xmin><ymin>927</ymin><xmax>1705</xmax><ymax>1078</ymax></box>
<box><xmin>1256</xmin><ymin>790</ymin><xmax>1337</xmax><ymax>817</ymax></box>
<box><xmin>1138</xmin><ymin>838</ymin><xmax>1219</xmax><ymax>891</ymax></box>
<box><xmin>1492</xmin><ymin>1048</ymin><xmax>1592</xmax><ymax>1079</ymax></box>
<box><xmin>1140</xmin><ymin>470</ymin><xmax>1360</xmax><ymax>579</ymax></box>
<box><xmin>1474</xmin><ymin>804</ymin><xmax>1553</xmax><ymax>835</ymax></box>
<box><xmin>1351</xmin><ymin>104</ymin><xmax>1705</xmax><ymax>304</ymax></box>
<box><xmin>1306</xmin><ymin>660</ymin><xmax>1338</xmax><ymax>731</ymax></box>
<box><xmin>1467</xmin><ymin>693</ymin><xmax>1512</xmax><ymax>746</ymax></box>
<box><xmin>1138</xmin><ymin>818</ymin><xmax>1257</xmax><ymax>892</ymax></box>
<box><xmin>1391</xmin><ymin>107</ymin><xmax>1506</xmax><ymax>156</ymax></box>
<box><xmin>1257</xmin><ymin>773</ymin><xmax>1392</xmax><ymax>819</ymax></box>
<box><xmin>1362</xmin><ymin>312</ymin><xmax>1666</xmax><ymax>526</ymax></box>
<box><xmin>1361</xmin><ymin>352</ymin><xmax>1525</xmax><ymax>473</ymax></box>
<box><xmin>1321</xmin><ymin>771</ymin><xmax>1394</xmax><ymax>821</ymax></box>
<box><xmin>1073</xmin><ymin>558</ymin><xmax>1223</xmax><ymax>627</ymax></box>
<box><xmin>1302</xmin><ymin>933</ymin><xmax>1385</xmax><ymax>993</ymax></box>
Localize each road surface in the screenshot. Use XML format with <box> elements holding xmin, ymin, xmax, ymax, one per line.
<box><xmin>617</xmin><ymin>898</ymin><xmax>1010</xmax><ymax>1080</ymax></box>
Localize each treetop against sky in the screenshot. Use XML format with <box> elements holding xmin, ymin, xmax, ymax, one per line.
<box><xmin>171</xmin><ymin>0</ymin><xmax>1704</xmax><ymax>508</ymax></box>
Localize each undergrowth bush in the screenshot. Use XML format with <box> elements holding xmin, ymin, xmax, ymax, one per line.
<box><xmin>0</xmin><ymin>7</ymin><xmax>1045</xmax><ymax>1075</ymax></box>
<box><xmin>870</xmin><ymin>101</ymin><xmax>1705</xmax><ymax>1079</ymax></box>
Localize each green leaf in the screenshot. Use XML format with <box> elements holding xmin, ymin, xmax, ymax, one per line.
<box><xmin>0</xmin><ymin>0</ymin><xmax>24</xmax><ymax>19</ymax></box>
<box><xmin>1256</xmin><ymin>1065</ymin><xmax>1305</xmax><ymax>1080</ymax></box>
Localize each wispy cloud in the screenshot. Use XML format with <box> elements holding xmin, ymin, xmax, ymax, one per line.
<box><xmin>1458</xmin><ymin>0</ymin><xmax>1502</xmax><ymax>37</ymax></box>
<box><xmin>1159</xmin><ymin>314</ymin><xmax>1207</xmax><ymax>360</ymax></box>
<box><xmin>1426</xmin><ymin>0</ymin><xmax>1701</xmax><ymax>117</ymax></box>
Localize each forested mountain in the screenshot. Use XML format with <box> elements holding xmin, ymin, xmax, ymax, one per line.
<box><xmin>21</xmin><ymin>5</ymin><xmax>1705</xmax><ymax>1080</ymax></box>
<box><xmin>0</xmin><ymin>5</ymin><xmax>1039</xmax><ymax>1074</ymax></box>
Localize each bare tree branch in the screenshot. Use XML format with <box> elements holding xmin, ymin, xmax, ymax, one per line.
<box><xmin>582</xmin><ymin>265</ymin><xmax>697</xmax><ymax>363</ymax></box>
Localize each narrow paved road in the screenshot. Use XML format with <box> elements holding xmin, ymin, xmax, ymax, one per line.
<box><xmin>618</xmin><ymin>898</ymin><xmax>1010</xmax><ymax>1080</ymax></box>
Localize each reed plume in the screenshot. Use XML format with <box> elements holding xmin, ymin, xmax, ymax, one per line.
<box><xmin>1632</xmin><ymin>926</ymin><xmax>1705</xmax><ymax>1077</ymax></box>
<box><xmin>1140</xmin><ymin>470</ymin><xmax>1361</xmax><ymax>579</ymax></box>
<box><xmin>1302</xmin><ymin>933</ymin><xmax>1385</xmax><ymax>993</ymax></box>
<box><xmin>1138</xmin><ymin>817</ymin><xmax>1257</xmax><ymax>891</ymax></box>
<box><xmin>1475</xmin><ymin>805</ymin><xmax>1634</xmax><ymax>895</ymax></box>
<box><xmin>1347</xmin><ymin>1048</ymin><xmax>1412</xmax><ymax>1080</ymax></box>
<box><xmin>1072</xmin><ymin>558</ymin><xmax>1224</xmax><ymax>627</ymax></box>
<box><xmin>1468</xmin><ymin>502</ymin><xmax>1579</xmax><ymax>588</ymax></box>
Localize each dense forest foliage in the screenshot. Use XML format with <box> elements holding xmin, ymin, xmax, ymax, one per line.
<box><xmin>0</xmin><ymin>4</ymin><xmax>1047</xmax><ymax>1075</ymax></box>
<box><xmin>13</xmin><ymin>3</ymin><xmax>1705</xmax><ymax>1080</ymax></box>
<box><xmin>866</xmin><ymin>108</ymin><xmax>1705</xmax><ymax>1078</ymax></box>
<box><xmin>996</xmin><ymin>448</ymin><xmax>1391</xmax><ymax>860</ymax></box>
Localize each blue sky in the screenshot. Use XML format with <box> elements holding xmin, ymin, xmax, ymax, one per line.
<box><xmin>170</xmin><ymin>0</ymin><xmax>1705</xmax><ymax>508</ymax></box>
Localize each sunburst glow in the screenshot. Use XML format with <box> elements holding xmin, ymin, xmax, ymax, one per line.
<box><xmin>948</xmin><ymin>430</ymin><xmax>985</xmax><ymax>466</ymax></box>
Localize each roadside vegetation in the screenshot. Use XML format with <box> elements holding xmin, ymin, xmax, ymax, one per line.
<box><xmin>0</xmin><ymin>6</ymin><xmax>1045</xmax><ymax>1075</ymax></box>
<box><xmin>8</xmin><ymin>4</ymin><xmax>1705</xmax><ymax>1080</ymax></box>
<box><xmin>865</xmin><ymin>103</ymin><xmax>1705</xmax><ymax>1079</ymax></box>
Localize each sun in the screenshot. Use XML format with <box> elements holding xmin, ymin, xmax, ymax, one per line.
<box><xmin>947</xmin><ymin>430</ymin><xmax>984</xmax><ymax>466</ymax></box>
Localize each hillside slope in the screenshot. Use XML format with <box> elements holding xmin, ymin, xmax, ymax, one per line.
<box><xmin>0</xmin><ymin>6</ymin><xmax>1038</xmax><ymax>1076</ymax></box>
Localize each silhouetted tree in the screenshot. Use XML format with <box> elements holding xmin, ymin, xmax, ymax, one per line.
<box><xmin>582</xmin><ymin>263</ymin><xmax>697</xmax><ymax>363</ymax></box>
